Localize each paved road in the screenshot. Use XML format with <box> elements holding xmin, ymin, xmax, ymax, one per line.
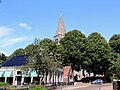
<box><xmin>72</xmin><ymin>84</ymin><xmax>112</xmax><ymax>90</ymax></box>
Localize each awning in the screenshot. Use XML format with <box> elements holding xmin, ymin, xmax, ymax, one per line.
<box><xmin>3</xmin><ymin>71</ymin><xmax>13</xmax><ymax>77</ymax></box>
<box><xmin>30</xmin><ymin>71</ymin><xmax>38</xmax><ymax>77</ymax></box>
<box><xmin>22</xmin><ymin>71</ymin><xmax>31</xmax><ymax>77</ymax></box>
<box><xmin>22</xmin><ymin>71</ymin><xmax>38</xmax><ymax>77</ymax></box>
<box><xmin>0</xmin><ymin>71</ymin><xmax>4</xmax><ymax>77</ymax></box>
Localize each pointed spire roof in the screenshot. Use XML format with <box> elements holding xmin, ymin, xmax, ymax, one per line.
<box><xmin>55</xmin><ymin>13</ymin><xmax>66</xmax><ymax>36</ymax></box>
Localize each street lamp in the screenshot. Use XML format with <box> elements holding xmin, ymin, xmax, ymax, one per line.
<box><xmin>49</xmin><ymin>52</ymin><xmax>54</xmax><ymax>90</ymax></box>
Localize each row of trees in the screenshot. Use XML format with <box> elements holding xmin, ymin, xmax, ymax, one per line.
<box><xmin>3</xmin><ymin>30</ymin><xmax>120</xmax><ymax>80</ymax></box>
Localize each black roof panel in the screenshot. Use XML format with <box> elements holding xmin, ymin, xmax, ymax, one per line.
<box><xmin>1</xmin><ymin>55</ymin><xmax>28</xmax><ymax>66</ymax></box>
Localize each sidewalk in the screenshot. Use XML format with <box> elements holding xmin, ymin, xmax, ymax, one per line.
<box><xmin>101</xmin><ymin>85</ymin><xmax>112</xmax><ymax>90</ymax></box>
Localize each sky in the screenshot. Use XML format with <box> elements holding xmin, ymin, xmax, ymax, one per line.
<box><xmin>0</xmin><ymin>0</ymin><xmax>120</xmax><ymax>56</ymax></box>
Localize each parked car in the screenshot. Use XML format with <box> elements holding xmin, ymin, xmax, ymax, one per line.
<box><xmin>0</xmin><ymin>88</ymin><xmax>5</xmax><ymax>90</ymax></box>
<box><xmin>92</xmin><ymin>79</ymin><xmax>103</xmax><ymax>84</ymax></box>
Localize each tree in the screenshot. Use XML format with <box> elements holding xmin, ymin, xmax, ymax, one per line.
<box><xmin>24</xmin><ymin>44</ymin><xmax>37</xmax><ymax>56</ymax></box>
<box><xmin>0</xmin><ymin>53</ymin><xmax>7</xmax><ymax>64</ymax></box>
<box><xmin>84</xmin><ymin>32</ymin><xmax>111</xmax><ymax>77</ymax></box>
<box><xmin>109</xmin><ymin>53</ymin><xmax>120</xmax><ymax>79</ymax></box>
<box><xmin>28</xmin><ymin>48</ymin><xmax>50</xmax><ymax>83</ymax></box>
<box><xmin>8</xmin><ymin>48</ymin><xmax>25</xmax><ymax>60</ymax></box>
<box><xmin>109</xmin><ymin>34</ymin><xmax>120</xmax><ymax>53</ymax></box>
<box><xmin>109</xmin><ymin>34</ymin><xmax>120</xmax><ymax>79</ymax></box>
<box><xmin>60</xmin><ymin>30</ymin><xmax>86</xmax><ymax>71</ymax></box>
<box><xmin>38</xmin><ymin>38</ymin><xmax>57</xmax><ymax>54</ymax></box>
<box><xmin>23</xmin><ymin>38</ymin><xmax>57</xmax><ymax>84</ymax></box>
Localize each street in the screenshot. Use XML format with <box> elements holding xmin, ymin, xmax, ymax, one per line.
<box><xmin>56</xmin><ymin>84</ymin><xmax>112</xmax><ymax>90</ymax></box>
<box><xmin>72</xmin><ymin>84</ymin><xmax>112</xmax><ymax>90</ymax></box>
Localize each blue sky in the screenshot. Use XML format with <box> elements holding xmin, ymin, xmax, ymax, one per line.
<box><xmin>0</xmin><ymin>0</ymin><xmax>120</xmax><ymax>56</ymax></box>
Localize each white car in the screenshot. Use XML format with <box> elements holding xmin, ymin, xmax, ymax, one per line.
<box><xmin>92</xmin><ymin>79</ymin><xmax>103</xmax><ymax>84</ymax></box>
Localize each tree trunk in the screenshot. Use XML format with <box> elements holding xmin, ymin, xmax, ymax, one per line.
<box><xmin>41</xmin><ymin>71</ymin><xmax>45</xmax><ymax>85</ymax></box>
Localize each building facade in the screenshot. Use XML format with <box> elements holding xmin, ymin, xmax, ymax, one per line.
<box><xmin>0</xmin><ymin>55</ymin><xmax>64</xmax><ymax>85</ymax></box>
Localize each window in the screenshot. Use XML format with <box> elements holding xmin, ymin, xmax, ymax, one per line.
<box><xmin>17</xmin><ymin>71</ymin><xmax>22</xmax><ymax>75</ymax></box>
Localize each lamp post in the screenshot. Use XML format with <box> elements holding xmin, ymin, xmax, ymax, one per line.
<box><xmin>49</xmin><ymin>52</ymin><xmax>54</xmax><ymax>90</ymax></box>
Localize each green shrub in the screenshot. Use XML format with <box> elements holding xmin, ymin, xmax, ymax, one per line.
<box><xmin>0</xmin><ymin>82</ymin><xmax>9</xmax><ymax>87</ymax></box>
<box><xmin>34</xmin><ymin>81</ymin><xmax>40</xmax><ymax>85</ymax></box>
<box><xmin>30</xmin><ymin>85</ymin><xmax>48</xmax><ymax>90</ymax></box>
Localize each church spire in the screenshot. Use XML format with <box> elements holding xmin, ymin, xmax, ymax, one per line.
<box><xmin>54</xmin><ymin>12</ymin><xmax>66</xmax><ymax>44</ymax></box>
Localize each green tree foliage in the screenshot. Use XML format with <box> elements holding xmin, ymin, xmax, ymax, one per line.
<box><xmin>54</xmin><ymin>45</ymin><xmax>64</xmax><ymax>64</ymax></box>
<box><xmin>7</xmin><ymin>30</ymin><xmax>118</xmax><ymax>81</ymax></box>
<box><xmin>24</xmin><ymin>44</ymin><xmax>36</xmax><ymax>55</ymax></box>
<box><xmin>28</xmin><ymin>47</ymin><xmax>50</xmax><ymax>82</ymax></box>
<box><xmin>23</xmin><ymin>38</ymin><xmax>57</xmax><ymax>83</ymax></box>
<box><xmin>60</xmin><ymin>30</ymin><xmax>86</xmax><ymax>70</ymax></box>
<box><xmin>8</xmin><ymin>48</ymin><xmax>25</xmax><ymax>60</ymax></box>
<box><xmin>84</xmin><ymin>32</ymin><xmax>111</xmax><ymax>76</ymax></box>
<box><xmin>109</xmin><ymin>53</ymin><xmax>120</xmax><ymax>79</ymax></box>
<box><xmin>109</xmin><ymin>34</ymin><xmax>120</xmax><ymax>79</ymax></box>
<box><xmin>38</xmin><ymin>38</ymin><xmax>62</xmax><ymax>70</ymax></box>
<box><xmin>109</xmin><ymin>34</ymin><xmax>120</xmax><ymax>53</ymax></box>
<box><xmin>38</xmin><ymin>38</ymin><xmax>57</xmax><ymax>54</ymax></box>
<box><xmin>0</xmin><ymin>53</ymin><xmax>7</xmax><ymax>64</ymax></box>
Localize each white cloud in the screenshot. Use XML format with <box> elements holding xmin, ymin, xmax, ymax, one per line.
<box><xmin>1</xmin><ymin>37</ymin><xmax>32</xmax><ymax>47</ymax></box>
<box><xmin>19</xmin><ymin>23</ymin><xmax>32</xmax><ymax>30</ymax></box>
<box><xmin>0</xmin><ymin>26</ymin><xmax>13</xmax><ymax>37</ymax></box>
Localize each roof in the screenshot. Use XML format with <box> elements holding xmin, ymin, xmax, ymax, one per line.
<box><xmin>63</xmin><ymin>66</ymin><xmax>71</xmax><ymax>76</ymax></box>
<box><xmin>1</xmin><ymin>55</ymin><xmax>28</xmax><ymax>66</ymax></box>
<box><xmin>55</xmin><ymin>15</ymin><xmax>66</xmax><ymax>36</ymax></box>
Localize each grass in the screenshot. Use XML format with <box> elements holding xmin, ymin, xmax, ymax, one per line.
<box><xmin>29</xmin><ymin>85</ymin><xmax>48</xmax><ymax>90</ymax></box>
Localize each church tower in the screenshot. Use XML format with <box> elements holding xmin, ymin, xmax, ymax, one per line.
<box><xmin>54</xmin><ymin>12</ymin><xmax>66</xmax><ymax>45</ymax></box>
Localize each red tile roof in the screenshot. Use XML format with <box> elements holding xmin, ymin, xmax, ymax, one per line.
<box><xmin>63</xmin><ymin>66</ymin><xmax>71</xmax><ymax>76</ymax></box>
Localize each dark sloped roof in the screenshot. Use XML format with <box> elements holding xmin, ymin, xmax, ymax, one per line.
<box><xmin>1</xmin><ymin>55</ymin><xmax>28</xmax><ymax>66</ymax></box>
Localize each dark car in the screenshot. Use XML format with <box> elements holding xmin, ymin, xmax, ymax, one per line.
<box><xmin>92</xmin><ymin>79</ymin><xmax>103</xmax><ymax>84</ymax></box>
<box><xmin>0</xmin><ymin>88</ymin><xmax>6</xmax><ymax>90</ymax></box>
